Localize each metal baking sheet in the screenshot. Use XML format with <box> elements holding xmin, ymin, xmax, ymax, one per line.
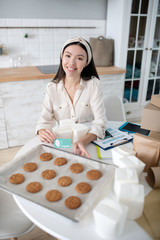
<box><xmin>0</xmin><ymin>144</ymin><xmax>115</xmax><ymax>222</ymax></box>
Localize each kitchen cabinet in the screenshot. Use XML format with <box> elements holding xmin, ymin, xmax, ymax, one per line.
<box><xmin>0</xmin><ymin>79</ymin><xmax>52</xmax><ymax>148</ymax></box>
<box><xmin>0</xmin><ymin>98</ymin><xmax>8</xmax><ymax>149</ymax></box>
<box><xmin>107</xmin><ymin>0</ymin><xmax>160</xmax><ymax>120</ymax></box>
<box><xmin>100</xmin><ymin>74</ymin><xmax>124</xmax><ymax>98</ymax></box>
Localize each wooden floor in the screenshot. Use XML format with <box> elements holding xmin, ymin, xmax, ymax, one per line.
<box><xmin>0</xmin><ymin>146</ymin><xmax>57</xmax><ymax>240</ymax></box>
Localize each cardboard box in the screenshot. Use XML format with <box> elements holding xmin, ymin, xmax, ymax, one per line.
<box><xmin>151</xmin><ymin>94</ymin><xmax>160</xmax><ymax>108</ymax></box>
<box><xmin>141</xmin><ymin>102</ymin><xmax>160</xmax><ymax>132</ymax></box>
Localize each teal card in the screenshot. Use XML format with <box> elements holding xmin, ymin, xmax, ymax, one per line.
<box><xmin>54</xmin><ymin>138</ymin><xmax>71</xmax><ymax>148</ymax></box>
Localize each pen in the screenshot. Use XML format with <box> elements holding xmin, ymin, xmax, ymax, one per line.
<box><xmin>110</xmin><ymin>138</ymin><xmax>128</xmax><ymax>146</ymax></box>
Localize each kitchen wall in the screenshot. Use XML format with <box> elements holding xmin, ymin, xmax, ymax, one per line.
<box><xmin>0</xmin><ymin>0</ymin><xmax>107</xmax><ymax>68</ymax></box>
<box><xmin>0</xmin><ymin>18</ymin><xmax>106</xmax><ymax>67</ymax></box>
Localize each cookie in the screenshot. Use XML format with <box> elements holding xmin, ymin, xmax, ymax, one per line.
<box><xmin>9</xmin><ymin>173</ymin><xmax>25</xmax><ymax>184</ymax></box>
<box><xmin>45</xmin><ymin>190</ymin><xmax>62</xmax><ymax>202</ymax></box>
<box><xmin>41</xmin><ymin>169</ymin><xmax>56</xmax><ymax>179</ymax></box>
<box><xmin>75</xmin><ymin>182</ymin><xmax>91</xmax><ymax>194</ymax></box>
<box><xmin>58</xmin><ymin>176</ymin><xmax>72</xmax><ymax>187</ymax></box>
<box><xmin>40</xmin><ymin>152</ymin><xmax>53</xmax><ymax>161</ymax></box>
<box><xmin>65</xmin><ymin>196</ymin><xmax>81</xmax><ymax>209</ymax></box>
<box><xmin>26</xmin><ymin>182</ymin><xmax>42</xmax><ymax>193</ymax></box>
<box><xmin>69</xmin><ymin>163</ymin><xmax>84</xmax><ymax>174</ymax></box>
<box><xmin>23</xmin><ymin>162</ymin><xmax>37</xmax><ymax>172</ymax></box>
<box><xmin>86</xmin><ymin>169</ymin><xmax>102</xmax><ymax>180</ymax></box>
<box><xmin>54</xmin><ymin>157</ymin><xmax>67</xmax><ymax>166</ymax></box>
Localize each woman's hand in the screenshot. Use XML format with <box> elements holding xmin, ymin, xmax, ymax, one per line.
<box><xmin>73</xmin><ymin>133</ymin><xmax>97</xmax><ymax>158</ymax></box>
<box><xmin>38</xmin><ymin>129</ymin><xmax>55</xmax><ymax>144</ymax></box>
<box><xmin>73</xmin><ymin>140</ymin><xmax>91</xmax><ymax>158</ymax></box>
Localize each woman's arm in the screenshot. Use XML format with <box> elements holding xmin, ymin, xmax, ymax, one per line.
<box><xmin>89</xmin><ymin>79</ymin><xmax>107</xmax><ymax>139</ymax></box>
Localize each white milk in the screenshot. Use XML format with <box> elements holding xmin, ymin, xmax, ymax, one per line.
<box><xmin>118</xmin><ymin>155</ymin><xmax>145</xmax><ymax>178</ymax></box>
<box><xmin>72</xmin><ymin>124</ymin><xmax>89</xmax><ymax>143</ymax></box>
<box><xmin>112</xmin><ymin>145</ymin><xmax>136</xmax><ymax>166</ymax></box>
<box><xmin>114</xmin><ymin>168</ymin><xmax>139</xmax><ymax>197</ymax></box>
<box><xmin>93</xmin><ymin>197</ymin><xmax>128</xmax><ymax>239</ymax></box>
<box><xmin>118</xmin><ymin>183</ymin><xmax>144</xmax><ymax>220</ymax></box>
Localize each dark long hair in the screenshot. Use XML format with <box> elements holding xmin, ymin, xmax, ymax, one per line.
<box><xmin>52</xmin><ymin>41</ymin><xmax>99</xmax><ymax>83</ymax></box>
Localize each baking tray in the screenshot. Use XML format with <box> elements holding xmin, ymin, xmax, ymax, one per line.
<box><xmin>0</xmin><ymin>144</ymin><xmax>115</xmax><ymax>222</ymax></box>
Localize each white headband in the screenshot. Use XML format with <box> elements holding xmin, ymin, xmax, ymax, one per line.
<box><xmin>60</xmin><ymin>37</ymin><xmax>92</xmax><ymax>65</ymax></box>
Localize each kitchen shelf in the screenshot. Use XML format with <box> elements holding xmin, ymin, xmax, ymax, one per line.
<box><xmin>0</xmin><ymin>26</ymin><xmax>96</xmax><ymax>29</ymax></box>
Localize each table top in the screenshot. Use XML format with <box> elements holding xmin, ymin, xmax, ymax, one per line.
<box><xmin>14</xmin><ymin>121</ymin><xmax>152</xmax><ymax>240</ymax></box>
<box><xmin>0</xmin><ymin>66</ymin><xmax>126</xmax><ymax>83</ymax></box>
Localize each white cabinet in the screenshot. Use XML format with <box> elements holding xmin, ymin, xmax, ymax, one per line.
<box><xmin>107</xmin><ymin>0</ymin><xmax>160</xmax><ymax>121</ymax></box>
<box><xmin>0</xmin><ymin>79</ymin><xmax>52</xmax><ymax>149</ymax></box>
<box><xmin>100</xmin><ymin>74</ymin><xmax>125</xmax><ymax>98</ymax></box>
<box><xmin>0</xmin><ymin>99</ymin><xmax>8</xmax><ymax>148</ymax></box>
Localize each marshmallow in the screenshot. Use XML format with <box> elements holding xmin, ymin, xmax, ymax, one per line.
<box><xmin>118</xmin><ymin>183</ymin><xmax>144</xmax><ymax>220</ymax></box>
<box><xmin>72</xmin><ymin>124</ymin><xmax>89</xmax><ymax>143</ymax></box>
<box><xmin>114</xmin><ymin>168</ymin><xmax>139</xmax><ymax>197</ymax></box>
<box><xmin>52</xmin><ymin>126</ymin><xmax>72</xmax><ymax>139</ymax></box>
<box><xmin>112</xmin><ymin>145</ymin><xmax>136</xmax><ymax>166</ymax></box>
<box><xmin>93</xmin><ymin>197</ymin><xmax>128</xmax><ymax>239</ymax></box>
<box><xmin>118</xmin><ymin>155</ymin><xmax>145</xmax><ymax>178</ymax></box>
<box><xmin>52</xmin><ymin>122</ymin><xmax>89</xmax><ymax>143</ymax></box>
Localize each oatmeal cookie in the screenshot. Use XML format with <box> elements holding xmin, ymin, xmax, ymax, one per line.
<box><xmin>54</xmin><ymin>157</ymin><xmax>67</xmax><ymax>166</ymax></box>
<box><xmin>26</xmin><ymin>182</ymin><xmax>42</xmax><ymax>193</ymax></box>
<box><xmin>75</xmin><ymin>182</ymin><xmax>91</xmax><ymax>194</ymax></box>
<box><xmin>41</xmin><ymin>169</ymin><xmax>56</xmax><ymax>179</ymax></box>
<box><xmin>58</xmin><ymin>176</ymin><xmax>72</xmax><ymax>187</ymax></box>
<box><xmin>40</xmin><ymin>152</ymin><xmax>53</xmax><ymax>161</ymax></box>
<box><xmin>69</xmin><ymin>163</ymin><xmax>84</xmax><ymax>174</ymax></box>
<box><xmin>65</xmin><ymin>196</ymin><xmax>81</xmax><ymax>209</ymax></box>
<box><xmin>9</xmin><ymin>173</ymin><xmax>25</xmax><ymax>184</ymax></box>
<box><xmin>45</xmin><ymin>189</ymin><xmax>62</xmax><ymax>202</ymax></box>
<box><xmin>23</xmin><ymin>162</ymin><xmax>37</xmax><ymax>172</ymax></box>
<box><xmin>86</xmin><ymin>169</ymin><xmax>102</xmax><ymax>180</ymax></box>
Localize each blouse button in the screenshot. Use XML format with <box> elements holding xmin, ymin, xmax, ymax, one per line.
<box><xmin>59</xmin><ymin>107</ymin><xmax>62</xmax><ymax>109</ymax></box>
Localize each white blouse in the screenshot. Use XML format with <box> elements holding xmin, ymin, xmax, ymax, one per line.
<box><xmin>36</xmin><ymin>77</ymin><xmax>107</xmax><ymax>139</ymax></box>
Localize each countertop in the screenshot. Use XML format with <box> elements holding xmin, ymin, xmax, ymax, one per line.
<box><xmin>0</xmin><ymin>66</ymin><xmax>126</xmax><ymax>83</ymax></box>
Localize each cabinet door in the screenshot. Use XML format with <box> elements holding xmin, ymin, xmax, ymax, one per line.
<box><xmin>143</xmin><ymin>0</ymin><xmax>160</xmax><ymax>103</ymax></box>
<box><xmin>124</xmin><ymin>0</ymin><xmax>150</xmax><ymax>104</ymax></box>
<box><xmin>124</xmin><ymin>0</ymin><xmax>160</xmax><ymax>110</ymax></box>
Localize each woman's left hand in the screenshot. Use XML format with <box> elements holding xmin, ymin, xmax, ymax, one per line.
<box><xmin>73</xmin><ymin>141</ymin><xmax>91</xmax><ymax>158</ymax></box>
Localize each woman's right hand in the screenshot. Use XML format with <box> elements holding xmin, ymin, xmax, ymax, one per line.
<box><xmin>38</xmin><ymin>129</ymin><xmax>55</xmax><ymax>144</ymax></box>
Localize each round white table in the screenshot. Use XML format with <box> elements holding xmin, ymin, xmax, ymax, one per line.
<box><xmin>14</xmin><ymin>122</ymin><xmax>152</xmax><ymax>240</ymax></box>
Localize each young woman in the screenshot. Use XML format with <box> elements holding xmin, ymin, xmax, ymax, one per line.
<box><xmin>36</xmin><ymin>37</ymin><xmax>107</xmax><ymax>158</ymax></box>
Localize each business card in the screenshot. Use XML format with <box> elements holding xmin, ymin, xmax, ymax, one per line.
<box><xmin>54</xmin><ymin>138</ymin><xmax>71</xmax><ymax>148</ymax></box>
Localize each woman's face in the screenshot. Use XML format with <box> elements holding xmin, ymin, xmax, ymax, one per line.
<box><xmin>62</xmin><ymin>44</ymin><xmax>87</xmax><ymax>78</ymax></box>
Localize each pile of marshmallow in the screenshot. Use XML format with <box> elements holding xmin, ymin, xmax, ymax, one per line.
<box><xmin>52</xmin><ymin>119</ymin><xmax>89</xmax><ymax>143</ymax></box>
<box><xmin>93</xmin><ymin>145</ymin><xmax>146</xmax><ymax>239</ymax></box>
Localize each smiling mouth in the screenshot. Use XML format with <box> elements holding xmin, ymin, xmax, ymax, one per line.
<box><xmin>67</xmin><ymin>67</ymin><xmax>76</xmax><ymax>71</ymax></box>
